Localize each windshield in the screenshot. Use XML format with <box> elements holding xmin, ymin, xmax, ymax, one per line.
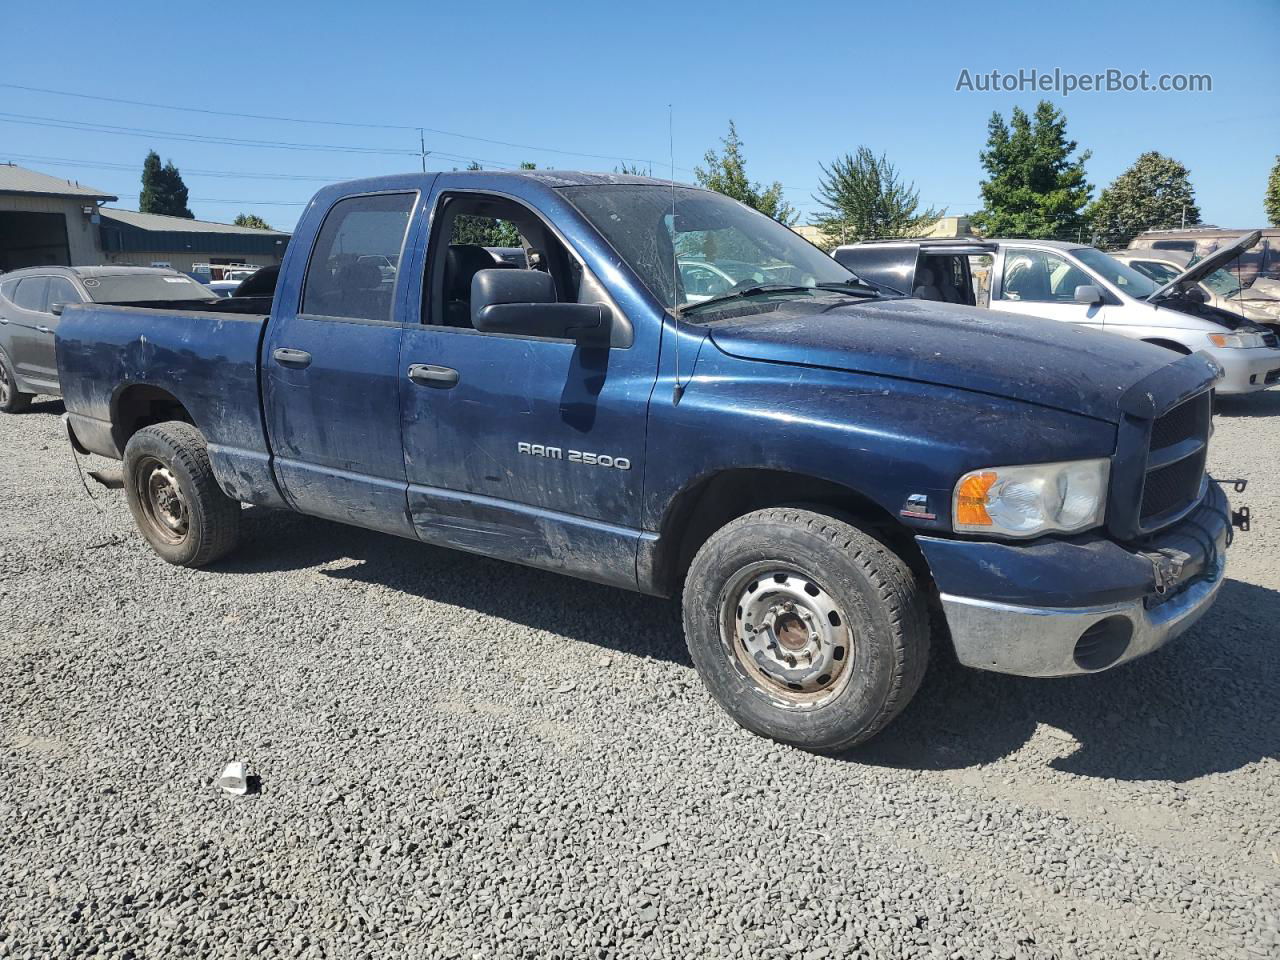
<box><xmin>1070</xmin><ymin>247</ymin><xmax>1160</xmax><ymax>298</ymax></box>
<box><xmin>83</xmin><ymin>274</ymin><xmax>218</xmax><ymax>304</ymax></box>
<box><xmin>560</xmin><ymin>184</ymin><xmax>858</xmax><ymax>311</ymax></box>
<box><xmin>1190</xmin><ymin>257</ymin><xmax>1245</xmax><ymax>298</ymax></box>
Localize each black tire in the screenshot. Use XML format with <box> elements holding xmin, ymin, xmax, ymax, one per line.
<box><xmin>683</xmin><ymin>507</ymin><xmax>929</xmax><ymax>752</ymax></box>
<box><xmin>123</xmin><ymin>421</ymin><xmax>241</xmax><ymax>567</ymax></box>
<box><xmin>0</xmin><ymin>350</ymin><xmax>33</xmax><ymax>414</ymax></box>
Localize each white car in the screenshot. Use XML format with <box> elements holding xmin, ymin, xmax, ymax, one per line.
<box><xmin>983</xmin><ymin>235</ymin><xmax>1280</xmax><ymax>395</ymax></box>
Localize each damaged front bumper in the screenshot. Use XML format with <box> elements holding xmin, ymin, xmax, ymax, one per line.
<box><xmin>917</xmin><ymin>481</ymin><xmax>1231</xmax><ymax>677</ymax></box>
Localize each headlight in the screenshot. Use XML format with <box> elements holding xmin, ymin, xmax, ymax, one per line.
<box><xmin>953</xmin><ymin>459</ymin><xmax>1110</xmax><ymax>537</ymax></box>
<box><xmin>1208</xmin><ymin>331</ymin><xmax>1265</xmax><ymax>348</ymax></box>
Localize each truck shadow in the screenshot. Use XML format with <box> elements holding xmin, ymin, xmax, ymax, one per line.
<box><xmin>23</xmin><ymin>398</ymin><xmax>65</xmax><ymax>415</ymax></box>
<box><xmin>221</xmin><ymin>506</ymin><xmax>690</xmax><ymax>665</ymax></box>
<box><xmin>221</xmin><ymin>507</ymin><xmax>1276</xmax><ymax>782</ymax></box>
<box><xmin>857</xmin><ymin>577</ymin><xmax>1279</xmax><ymax>782</ymax></box>
<box><xmin>1215</xmin><ymin>391</ymin><xmax>1280</xmax><ymax>418</ymax></box>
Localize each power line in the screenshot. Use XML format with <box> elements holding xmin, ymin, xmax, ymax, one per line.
<box><xmin>2</xmin><ymin>81</ymin><xmax>688</xmax><ymax>171</ymax></box>
<box><xmin>3</xmin><ymin>152</ymin><xmax>354</xmax><ymax>182</ymax></box>
<box><xmin>0</xmin><ymin>111</ymin><xmax>424</xmax><ymax>156</ymax></box>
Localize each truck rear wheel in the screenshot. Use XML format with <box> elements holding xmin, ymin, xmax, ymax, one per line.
<box><xmin>683</xmin><ymin>507</ymin><xmax>929</xmax><ymax>752</ymax></box>
<box><xmin>123</xmin><ymin>421</ymin><xmax>240</xmax><ymax>567</ymax></box>
<box><xmin>0</xmin><ymin>351</ymin><xmax>33</xmax><ymax>413</ymax></box>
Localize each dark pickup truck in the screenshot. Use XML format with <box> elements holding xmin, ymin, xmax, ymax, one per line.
<box><xmin>56</xmin><ymin>171</ymin><xmax>1237</xmax><ymax>751</ymax></box>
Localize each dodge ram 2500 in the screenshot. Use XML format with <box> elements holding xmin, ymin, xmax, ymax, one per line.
<box><xmin>57</xmin><ymin>171</ymin><xmax>1238</xmax><ymax>751</ymax></box>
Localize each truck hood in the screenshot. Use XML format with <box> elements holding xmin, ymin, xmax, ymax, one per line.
<box><xmin>704</xmin><ymin>297</ymin><xmax>1200</xmax><ymax>423</ymax></box>
<box><xmin>1146</xmin><ymin>230</ymin><xmax>1262</xmax><ymax>302</ymax></box>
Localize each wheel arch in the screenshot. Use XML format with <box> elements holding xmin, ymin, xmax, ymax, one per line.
<box><xmin>111</xmin><ymin>383</ymin><xmax>197</xmax><ymax>454</ymax></box>
<box><xmin>1141</xmin><ymin>338</ymin><xmax>1193</xmax><ymax>355</ymax></box>
<box><xmin>644</xmin><ymin>467</ymin><xmax>930</xmax><ymax>598</ymax></box>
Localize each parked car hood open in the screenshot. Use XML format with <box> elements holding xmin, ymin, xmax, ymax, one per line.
<box><xmin>1146</xmin><ymin>230</ymin><xmax>1263</xmax><ymax>303</ymax></box>
<box><xmin>704</xmin><ymin>297</ymin><xmax>1214</xmax><ymax>423</ymax></box>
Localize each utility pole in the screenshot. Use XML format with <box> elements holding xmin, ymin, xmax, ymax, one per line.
<box><xmin>418</xmin><ymin>129</ymin><xmax>427</xmax><ymax>173</ymax></box>
<box><xmin>1181</xmin><ymin>204</ymin><xmax>1187</xmax><ymax>229</ymax></box>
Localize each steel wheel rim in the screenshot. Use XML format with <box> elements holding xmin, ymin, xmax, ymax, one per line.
<box><xmin>719</xmin><ymin>565</ymin><xmax>855</xmax><ymax>708</ymax></box>
<box><xmin>0</xmin><ymin>362</ymin><xmax>9</xmax><ymax>405</ymax></box>
<box><xmin>134</xmin><ymin>456</ymin><xmax>189</xmax><ymax>544</ymax></box>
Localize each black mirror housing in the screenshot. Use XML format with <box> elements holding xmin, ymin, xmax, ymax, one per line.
<box><xmin>1073</xmin><ymin>284</ymin><xmax>1104</xmax><ymax>305</ymax></box>
<box><xmin>50</xmin><ymin>301</ymin><xmax>65</xmax><ymax>316</ymax></box>
<box><xmin>471</xmin><ymin>269</ymin><xmax>612</xmax><ymax>346</ymax></box>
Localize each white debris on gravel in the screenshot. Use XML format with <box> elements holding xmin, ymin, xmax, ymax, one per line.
<box><xmin>1</xmin><ymin>393</ymin><xmax>1278</xmax><ymax>959</ymax></box>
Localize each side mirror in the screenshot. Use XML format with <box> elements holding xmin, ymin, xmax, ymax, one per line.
<box><xmin>471</xmin><ymin>269</ymin><xmax>612</xmax><ymax>346</ymax></box>
<box><xmin>1073</xmin><ymin>284</ymin><xmax>1104</xmax><ymax>305</ymax></box>
<box><xmin>1180</xmin><ymin>284</ymin><xmax>1207</xmax><ymax>303</ymax></box>
<box><xmin>50</xmin><ymin>301</ymin><xmax>65</xmax><ymax>316</ymax></box>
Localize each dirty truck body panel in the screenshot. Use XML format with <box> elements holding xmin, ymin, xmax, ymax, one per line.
<box><xmin>57</xmin><ymin>171</ymin><xmax>1230</xmax><ymax>684</ymax></box>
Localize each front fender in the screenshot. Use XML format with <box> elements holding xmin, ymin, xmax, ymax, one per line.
<box><xmin>642</xmin><ymin>350</ymin><xmax>1118</xmax><ymax>536</ymax></box>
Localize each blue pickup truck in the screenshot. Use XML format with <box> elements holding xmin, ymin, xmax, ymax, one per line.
<box><xmin>56</xmin><ymin>171</ymin><xmax>1237</xmax><ymax>751</ymax></box>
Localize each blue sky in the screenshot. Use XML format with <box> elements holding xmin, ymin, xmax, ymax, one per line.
<box><xmin>3</xmin><ymin>0</ymin><xmax>1276</xmax><ymax>233</ymax></box>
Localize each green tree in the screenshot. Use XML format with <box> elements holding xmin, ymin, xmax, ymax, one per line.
<box><xmin>812</xmin><ymin>147</ymin><xmax>943</xmax><ymax>245</ymax></box>
<box><xmin>1086</xmin><ymin>152</ymin><xmax>1201</xmax><ymax>249</ymax></box>
<box><xmin>450</xmin><ymin>161</ymin><xmax>526</xmax><ymax>246</ymax></box>
<box><xmin>1266</xmin><ymin>156</ymin><xmax>1280</xmax><ymax>227</ymax></box>
<box><xmin>139</xmin><ymin>150</ymin><xmax>194</xmax><ymax>219</ymax></box>
<box><xmin>695</xmin><ymin>121</ymin><xmax>797</xmax><ymax>225</ymax></box>
<box><xmin>971</xmin><ymin>101</ymin><xmax>1092</xmax><ymax>240</ymax></box>
<box><xmin>233</xmin><ymin>213</ymin><xmax>273</xmax><ymax>231</ymax></box>
<box><xmin>615</xmin><ymin>161</ymin><xmax>652</xmax><ymax>176</ymax></box>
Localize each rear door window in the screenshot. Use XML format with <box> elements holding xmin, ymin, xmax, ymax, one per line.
<box><xmin>301</xmin><ymin>192</ymin><xmax>415</xmax><ymax>322</ymax></box>
<box><xmin>13</xmin><ymin>277</ymin><xmax>50</xmax><ymax>313</ymax></box>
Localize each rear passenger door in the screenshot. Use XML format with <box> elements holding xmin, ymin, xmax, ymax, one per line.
<box><xmin>262</xmin><ymin>190</ymin><xmax>420</xmax><ymax>537</ymax></box>
<box><xmin>6</xmin><ymin>276</ymin><xmax>54</xmax><ymax>385</ymax></box>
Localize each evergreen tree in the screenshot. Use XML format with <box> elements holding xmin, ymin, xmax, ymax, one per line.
<box><xmin>233</xmin><ymin>213</ymin><xmax>273</xmax><ymax>231</ymax></box>
<box><xmin>971</xmin><ymin>101</ymin><xmax>1091</xmax><ymax>240</ymax></box>
<box><xmin>1266</xmin><ymin>156</ymin><xmax>1280</xmax><ymax>228</ymax></box>
<box><xmin>1087</xmin><ymin>152</ymin><xmax>1201</xmax><ymax>248</ymax></box>
<box><xmin>695</xmin><ymin>121</ymin><xmax>797</xmax><ymax>225</ymax></box>
<box><xmin>139</xmin><ymin>151</ymin><xmax>194</xmax><ymax>219</ymax></box>
<box><xmin>812</xmin><ymin>147</ymin><xmax>943</xmax><ymax>245</ymax></box>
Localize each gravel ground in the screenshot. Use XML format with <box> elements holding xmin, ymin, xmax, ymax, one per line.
<box><xmin>1</xmin><ymin>395</ymin><xmax>1277</xmax><ymax>960</ymax></box>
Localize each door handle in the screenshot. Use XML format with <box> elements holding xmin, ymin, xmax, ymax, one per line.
<box><xmin>272</xmin><ymin>347</ymin><xmax>312</xmax><ymax>368</ymax></box>
<box><xmin>36</xmin><ymin>325</ymin><xmax>52</xmax><ymax>334</ymax></box>
<box><xmin>407</xmin><ymin>363</ymin><xmax>459</xmax><ymax>388</ymax></box>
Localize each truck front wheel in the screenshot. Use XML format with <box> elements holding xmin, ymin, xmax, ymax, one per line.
<box><xmin>683</xmin><ymin>507</ymin><xmax>929</xmax><ymax>752</ymax></box>
<box><xmin>123</xmin><ymin>422</ymin><xmax>241</xmax><ymax>567</ymax></box>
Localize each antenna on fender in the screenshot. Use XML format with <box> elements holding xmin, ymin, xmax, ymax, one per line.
<box><xmin>669</xmin><ymin>104</ymin><xmax>684</xmax><ymax>405</ymax></box>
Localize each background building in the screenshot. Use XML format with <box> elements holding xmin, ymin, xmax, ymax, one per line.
<box><xmin>0</xmin><ymin>163</ymin><xmax>290</xmax><ymax>274</ymax></box>
<box><xmin>0</xmin><ymin>164</ymin><xmax>116</xmax><ymax>271</ymax></box>
<box><xmin>97</xmin><ymin>208</ymin><xmax>290</xmax><ymax>275</ymax></box>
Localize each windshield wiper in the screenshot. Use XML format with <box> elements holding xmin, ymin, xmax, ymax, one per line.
<box><xmin>676</xmin><ymin>284</ymin><xmax>816</xmax><ymax>315</ymax></box>
<box><xmin>814</xmin><ymin>281</ymin><xmax>888</xmax><ymax>297</ymax></box>
<box><xmin>677</xmin><ymin>282</ymin><xmax>882</xmax><ymax>316</ymax></box>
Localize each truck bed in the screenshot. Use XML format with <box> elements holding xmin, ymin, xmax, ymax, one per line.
<box><xmin>57</xmin><ymin>301</ymin><xmax>283</xmax><ymax>508</ymax></box>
